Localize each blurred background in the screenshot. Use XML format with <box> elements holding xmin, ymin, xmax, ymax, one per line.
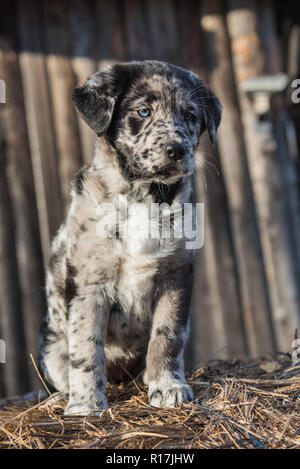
<box><xmin>0</xmin><ymin>0</ymin><xmax>300</xmax><ymax>398</ymax></box>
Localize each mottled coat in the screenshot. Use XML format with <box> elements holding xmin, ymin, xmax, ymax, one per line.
<box><xmin>39</xmin><ymin>61</ymin><xmax>222</xmax><ymax>415</ymax></box>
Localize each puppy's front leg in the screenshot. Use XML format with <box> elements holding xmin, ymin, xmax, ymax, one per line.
<box><xmin>64</xmin><ymin>296</ymin><xmax>109</xmax><ymax>415</ymax></box>
<box><xmin>146</xmin><ymin>270</ymin><xmax>194</xmax><ymax>408</ymax></box>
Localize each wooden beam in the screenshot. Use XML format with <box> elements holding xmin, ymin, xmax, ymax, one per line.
<box><xmin>0</xmin><ymin>119</ymin><xmax>30</xmax><ymax>395</ymax></box>
<box><xmin>17</xmin><ymin>0</ymin><xmax>63</xmax><ymax>264</ymax></box>
<box><xmin>227</xmin><ymin>0</ymin><xmax>300</xmax><ymax>351</ymax></box>
<box><xmin>68</xmin><ymin>0</ymin><xmax>97</xmax><ymax>163</ymax></box>
<box><xmin>201</xmin><ymin>0</ymin><xmax>275</xmax><ymax>356</ymax></box>
<box><xmin>43</xmin><ymin>0</ymin><xmax>83</xmax><ymax>210</ymax></box>
<box><xmin>0</xmin><ymin>0</ymin><xmax>46</xmax><ymax>389</ymax></box>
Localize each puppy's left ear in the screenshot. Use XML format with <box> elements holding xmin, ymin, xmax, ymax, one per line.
<box><xmin>203</xmin><ymin>90</ymin><xmax>222</xmax><ymax>145</ymax></box>
<box><xmin>72</xmin><ymin>66</ymin><xmax>118</xmax><ymax>135</ymax></box>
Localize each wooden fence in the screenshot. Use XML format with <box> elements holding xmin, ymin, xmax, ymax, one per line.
<box><xmin>0</xmin><ymin>0</ymin><xmax>299</xmax><ymax>397</ymax></box>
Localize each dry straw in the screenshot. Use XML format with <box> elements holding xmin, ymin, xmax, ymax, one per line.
<box><xmin>0</xmin><ymin>355</ymin><xmax>299</xmax><ymax>449</ymax></box>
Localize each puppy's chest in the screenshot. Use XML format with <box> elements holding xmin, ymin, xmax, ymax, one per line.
<box><xmin>116</xmin><ymin>200</ymin><xmax>178</xmax><ymax>317</ymax></box>
<box><xmin>118</xmin><ymin>197</ymin><xmax>179</xmax><ymax>258</ymax></box>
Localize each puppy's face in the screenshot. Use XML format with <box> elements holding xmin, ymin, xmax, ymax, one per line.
<box><xmin>73</xmin><ymin>61</ymin><xmax>222</xmax><ymax>183</ymax></box>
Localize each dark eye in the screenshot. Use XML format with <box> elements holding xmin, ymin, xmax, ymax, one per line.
<box><xmin>138</xmin><ymin>108</ymin><xmax>151</xmax><ymax>118</ymax></box>
<box><xmin>184</xmin><ymin>111</ymin><xmax>196</xmax><ymax>121</ymax></box>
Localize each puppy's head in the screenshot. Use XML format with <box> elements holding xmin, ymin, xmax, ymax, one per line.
<box><xmin>73</xmin><ymin>61</ymin><xmax>222</xmax><ymax>183</ymax></box>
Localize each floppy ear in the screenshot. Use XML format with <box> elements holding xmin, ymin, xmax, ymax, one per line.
<box><xmin>203</xmin><ymin>90</ymin><xmax>222</xmax><ymax>145</ymax></box>
<box><xmin>72</xmin><ymin>66</ymin><xmax>118</xmax><ymax>135</ymax></box>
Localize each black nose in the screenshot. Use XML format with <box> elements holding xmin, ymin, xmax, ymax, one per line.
<box><xmin>164</xmin><ymin>142</ymin><xmax>185</xmax><ymax>160</ymax></box>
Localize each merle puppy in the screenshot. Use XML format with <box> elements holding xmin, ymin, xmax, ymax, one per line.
<box><xmin>39</xmin><ymin>60</ymin><xmax>222</xmax><ymax>415</ymax></box>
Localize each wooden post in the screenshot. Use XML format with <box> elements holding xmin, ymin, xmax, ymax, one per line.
<box><xmin>123</xmin><ymin>0</ymin><xmax>151</xmax><ymax>61</ymax></box>
<box><xmin>68</xmin><ymin>0</ymin><xmax>97</xmax><ymax>163</ymax></box>
<box><xmin>0</xmin><ymin>120</ymin><xmax>30</xmax><ymax>395</ymax></box>
<box><xmin>257</xmin><ymin>0</ymin><xmax>282</xmax><ymax>74</ymax></box>
<box><xmin>201</xmin><ymin>0</ymin><xmax>275</xmax><ymax>356</ymax></box>
<box><xmin>17</xmin><ymin>0</ymin><xmax>63</xmax><ymax>264</ymax></box>
<box><xmin>0</xmin><ymin>320</ymin><xmax>5</xmax><ymax>396</ymax></box>
<box><xmin>43</xmin><ymin>0</ymin><xmax>83</xmax><ymax>210</ymax></box>
<box><xmin>144</xmin><ymin>0</ymin><xmax>180</xmax><ymax>65</ymax></box>
<box><xmin>94</xmin><ymin>0</ymin><xmax>126</xmax><ymax>68</ymax></box>
<box><xmin>0</xmin><ymin>0</ymin><xmax>46</xmax><ymax>389</ymax></box>
<box><xmin>226</xmin><ymin>0</ymin><xmax>300</xmax><ymax>351</ymax></box>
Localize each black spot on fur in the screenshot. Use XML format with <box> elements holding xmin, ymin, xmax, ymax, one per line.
<box><xmin>175</xmin><ymin>129</ymin><xmax>185</xmax><ymax>138</ymax></box>
<box><xmin>57</xmin><ymin>283</ymin><xmax>65</xmax><ymax>299</ymax></box>
<box><xmin>128</xmin><ymin>116</ymin><xmax>143</xmax><ymax>136</ymax></box>
<box><xmin>96</xmin><ymin>377</ymin><xmax>104</xmax><ymax>388</ymax></box>
<box><xmin>88</xmin><ymin>335</ymin><xmax>103</xmax><ymax>346</ymax></box>
<box><xmin>150</xmin><ymin>179</ymin><xmax>183</xmax><ymax>204</ymax></box>
<box><xmin>65</xmin><ymin>261</ymin><xmax>78</xmax><ymax>316</ymax></box>
<box><xmin>111</xmin><ymin>301</ymin><xmax>124</xmax><ymax>315</ymax></box>
<box><xmin>48</xmin><ymin>241</ymin><xmax>66</xmax><ymax>272</ymax></box>
<box><xmin>156</xmin><ymin>325</ymin><xmax>171</xmax><ymax>337</ymax></box>
<box><xmin>60</xmin><ymin>353</ymin><xmax>69</xmax><ymax>362</ymax></box>
<box><xmin>145</xmin><ymin>91</ymin><xmax>159</xmax><ymax>105</ymax></box>
<box><xmin>70</xmin><ymin>358</ymin><xmax>86</xmax><ymax>368</ymax></box>
<box><xmin>83</xmin><ymin>363</ymin><xmax>96</xmax><ymax>373</ymax></box>
<box><xmin>39</xmin><ymin>320</ymin><xmax>59</xmax><ymax>347</ymax></box>
<box><xmin>149</xmin><ymin>389</ymin><xmax>162</xmax><ymax>402</ymax></box>
<box><xmin>73</xmin><ymin>165</ymin><xmax>89</xmax><ymax>195</ymax></box>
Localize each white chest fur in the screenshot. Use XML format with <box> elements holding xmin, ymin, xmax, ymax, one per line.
<box><xmin>117</xmin><ymin>198</ymin><xmax>181</xmax><ymax>316</ymax></box>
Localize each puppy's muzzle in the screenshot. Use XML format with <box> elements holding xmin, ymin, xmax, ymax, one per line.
<box><xmin>164</xmin><ymin>142</ymin><xmax>186</xmax><ymax>161</ymax></box>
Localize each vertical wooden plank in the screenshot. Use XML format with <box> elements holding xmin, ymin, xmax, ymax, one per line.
<box><xmin>197</xmin><ymin>155</ymin><xmax>230</xmax><ymax>360</ymax></box>
<box><xmin>17</xmin><ymin>0</ymin><xmax>63</xmax><ymax>264</ymax></box>
<box><xmin>201</xmin><ymin>0</ymin><xmax>274</xmax><ymax>356</ymax></box>
<box><xmin>227</xmin><ymin>0</ymin><xmax>299</xmax><ymax>351</ymax></box>
<box><xmin>43</xmin><ymin>0</ymin><xmax>83</xmax><ymax>210</ymax></box>
<box><xmin>0</xmin><ymin>120</ymin><xmax>30</xmax><ymax>395</ymax></box>
<box><xmin>258</xmin><ymin>0</ymin><xmax>283</xmax><ymax>74</ymax></box>
<box><xmin>123</xmin><ymin>0</ymin><xmax>152</xmax><ymax>61</ymax></box>
<box><xmin>0</xmin><ymin>0</ymin><xmax>46</xmax><ymax>388</ymax></box>
<box><xmin>250</xmin><ymin>104</ymin><xmax>300</xmax><ymax>351</ymax></box>
<box><xmin>202</xmin><ymin>145</ymin><xmax>247</xmax><ymax>357</ymax></box>
<box><xmin>144</xmin><ymin>0</ymin><xmax>180</xmax><ymax>64</ymax></box>
<box><xmin>187</xmin><ymin>207</ymin><xmax>220</xmax><ymax>366</ymax></box>
<box><xmin>176</xmin><ymin>0</ymin><xmax>207</xmax><ymax>75</ymax></box>
<box><xmin>0</xmin><ymin>317</ymin><xmax>5</xmax><ymax>396</ymax></box>
<box><xmin>94</xmin><ymin>0</ymin><xmax>126</xmax><ymax>72</ymax></box>
<box><xmin>68</xmin><ymin>0</ymin><xmax>97</xmax><ymax>163</ymax></box>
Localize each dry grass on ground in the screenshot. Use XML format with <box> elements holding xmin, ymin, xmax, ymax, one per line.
<box><xmin>0</xmin><ymin>356</ymin><xmax>299</xmax><ymax>449</ymax></box>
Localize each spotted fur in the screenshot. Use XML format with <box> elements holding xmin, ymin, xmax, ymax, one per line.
<box><xmin>39</xmin><ymin>60</ymin><xmax>222</xmax><ymax>415</ymax></box>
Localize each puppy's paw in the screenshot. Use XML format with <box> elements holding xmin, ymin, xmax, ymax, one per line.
<box><xmin>64</xmin><ymin>395</ymin><xmax>108</xmax><ymax>416</ymax></box>
<box><xmin>41</xmin><ymin>392</ymin><xmax>67</xmax><ymax>409</ymax></box>
<box><xmin>148</xmin><ymin>376</ymin><xmax>193</xmax><ymax>408</ymax></box>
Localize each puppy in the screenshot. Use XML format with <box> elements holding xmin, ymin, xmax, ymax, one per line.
<box><xmin>39</xmin><ymin>60</ymin><xmax>222</xmax><ymax>415</ymax></box>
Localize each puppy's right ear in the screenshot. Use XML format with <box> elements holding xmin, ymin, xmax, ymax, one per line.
<box><xmin>72</xmin><ymin>66</ymin><xmax>118</xmax><ymax>135</ymax></box>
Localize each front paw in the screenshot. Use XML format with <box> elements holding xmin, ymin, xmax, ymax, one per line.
<box><xmin>64</xmin><ymin>396</ymin><xmax>108</xmax><ymax>416</ymax></box>
<box><xmin>148</xmin><ymin>376</ymin><xmax>193</xmax><ymax>408</ymax></box>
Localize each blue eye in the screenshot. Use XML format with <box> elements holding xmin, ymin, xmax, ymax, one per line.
<box><xmin>138</xmin><ymin>108</ymin><xmax>151</xmax><ymax>118</ymax></box>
